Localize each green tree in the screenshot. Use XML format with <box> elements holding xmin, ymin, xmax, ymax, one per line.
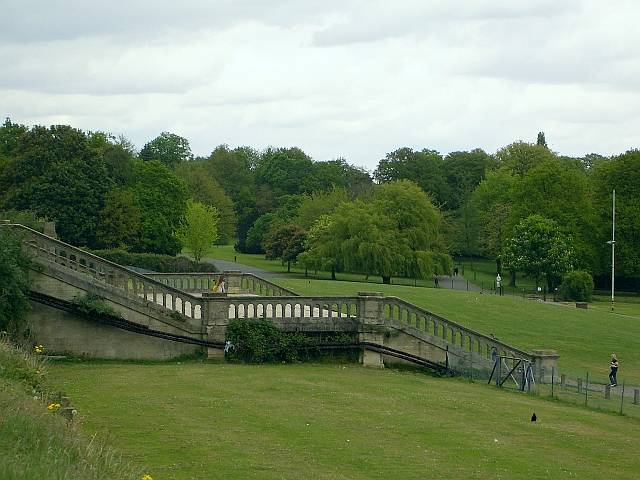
<box><xmin>95</xmin><ymin>189</ymin><xmax>142</xmax><ymax>249</ymax></box>
<box><xmin>536</xmin><ymin>132</ymin><xmax>548</xmax><ymax>148</ymax></box>
<box><xmin>263</xmin><ymin>224</ymin><xmax>307</xmax><ymax>272</ymax></box>
<box><xmin>495</xmin><ymin>141</ymin><xmax>556</xmax><ymax>176</ymax></box>
<box><xmin>503</xmin><ymin>215</ymin><xmax>574</xmax><ymax>289</ymax></box>
<box><xmin>175</xmin><ymin>162</ymin><xmax>237</xmax><ymax>244</ymax></box>
<box><xmin>443</xmin><ymin>149</ymin><xmax>496</xmax><ymax>210</ymax></box>
<box><xmin>0</xmin><ymin>227</ymin><xmax>30</xmax><ymax>336</ymax></box>
<box><xmin>471</xmin><ymin>169</ymin><xmax>517</xmax><ymax>272</ymax></box>
<box><xmin>374</xmin><ymin>148</ymin><xmax>450</xmax><ymax>207</ymax></box>
<box><xmin>295</xmin><ymin>187</ymin><xmax>348</xmax><ymax>229</ymax></box>
<box><xmin>509</xmin><ymin>159</ymin><xmax>595</xmax><ymax>270</ymax></box>
<box><xmin>301</xmin><ymin>182</ymin><xmax>449</xmax><ymax>284</ymax></box>
<box><xmin>177</xmin><ymin>200</ymin><xmax>219</xmax><ymax>261</ymax></box>
<box><xmin>245</xmin><ymin>213</ymin><xmax>278</xmax><ymax>254</ymax></box>
<box><xmin>254</xmin><ymin>147</ymin><xmax>315</xmax><ymax>196</ymax></box>
<box><xmin>139</xmin><ymin>132</ymin><xmax>193</xmax><ymax>169</ymax></box>
<box><xmin>0</xmin><ymin>125</ymin><xmax>111</xmax><ymax>246</ymax></box>
<box><xmin>309</xmin><ymin>159</ymin><xmax>372</xmax><ymax>194</ymax></box>
<box><xmin>590</xmin><ymin>150</ymin><xmax>640</xmax><ymax>284</ymax></box>
<box><xmin>129</xmin><ymin>160</ymin><xmax>187</xmax><ymax>255</ymax></box>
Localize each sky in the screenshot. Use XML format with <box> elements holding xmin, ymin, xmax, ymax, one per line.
<box><xmin>2</xmin><ymin>0</ymin><xmax>640</xmax><ymax>170</ymax></box>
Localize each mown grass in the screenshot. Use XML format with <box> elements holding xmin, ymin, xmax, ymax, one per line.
<box><xmin>274</xmin><ymin>278</ymin><xmax>640</xmax><ymax>384</ymax></box>
<box><xmin>203</xmin><ymin>245</ymin><xmax>441</xmax><ymax>287</ymax></box>
<box><xmin>0</xmin><ymin>339</ymin><xmax>143</xmax><ymax>480</ymax></box>
<box><xmin>47</xmin><ymin>361</ymin><xmax>640</xmax><ymax>480</ymax></box>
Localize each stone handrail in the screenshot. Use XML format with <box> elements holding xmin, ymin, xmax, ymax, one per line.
<box><xmin>225</xmin><ymin>295</ymin><xmax>359</xmax><ymax>320</ymax></box>
<box><xmin>382</xmin><ymin>296</ymin><xmax>532</xmax><ymax>362</ymax></box>
<box><xmin>239</xmin><ymin>274</ymin><xmax>299</xmax><ymax>296</ymax></box>
<box><xmin>6</xmin><ymin>224</ymin><xmax>203</xmax><ymax>319</ymax></box>
<box><xmin>145</xmin><ymin>273</ymin><xmax>221</xmax><ymax>293</ymax></box>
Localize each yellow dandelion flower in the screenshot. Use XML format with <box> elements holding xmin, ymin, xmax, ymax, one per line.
<box><xmin>142</xmin><ymin>475</ymin><xmax>154</xmax><ymax>480</ymax></box>
<box><xmin>47</xmin><ymin>403</ymin><xmax>61</xmax><ymax>412</ymax></box>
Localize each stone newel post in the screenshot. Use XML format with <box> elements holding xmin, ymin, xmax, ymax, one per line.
<box><xmin>530</xmin><ymin>349</ymin><xmax>559</xmax><ymax>384</ymax></box>
<box><xmin>202</xmin><ymin>292</ymin><xmax>231</xmax><ymax>359</ymax></box>
<box><xmin>358</xmin><ymin>292</ymin><xmax>385</xmax><ymax>368</ymax></box>
<box><xmin>223</xmin><ymin>270</ymin><xmax>243</xmax><ymax>294</ymax></box>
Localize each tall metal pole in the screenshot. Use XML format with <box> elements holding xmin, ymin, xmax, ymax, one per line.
<box><xmin>611</xmin><ymin>190</ymin><xmax>616</xmax><ymax>312</ymax></box>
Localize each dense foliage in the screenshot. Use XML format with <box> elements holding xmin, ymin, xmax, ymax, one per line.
<box><xmin>0</xmin><ymin>228</ymin><xmax>31</xmax><ymax>336</ymax></box>
<box><xmin>226</xmin><ymin>318</ymin><xmax>355</xmax><ymax>363</ymax></box>
<box><xmin>559</xmin><ymin>271</ymin><xmax>595</xmax><ymax>302</ymax></box>
<box><xmin>90</xmin><ymin>250</ymin><xmax>217</xmax><ymax>273</ymax></box>
<box><xmin>1</xmin><ymin>118</ymin><xmax>638</xmax><ymax>291</ymax></box>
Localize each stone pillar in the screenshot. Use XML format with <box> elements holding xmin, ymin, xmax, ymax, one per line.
<box><xmin>202</xmin><ymin>292</ymin><xmax>230</xmax><ymax>359</ymax></box>
<box><xmin>43</xmin><ymin>221</ymin><xmax>58</xmax><ymax>238</ymax></box>
<box><xmin>223</xmin><ymin>270</ymin><xmax>243</xmax><ymax>294</ymax></box>
<box><xmin>604</xmin><ymin>384</ymin><xmax>611</xmax><ymax>400</ymax></box>
<box><xmin>358</xmin><ymin>292</ymin><xmax>385</xmax><ymax>368</ymax></box>
<box><xmin>530</xmin><ymin>350</ymin><xmax>559</xmax><ymax>384</ymax></box>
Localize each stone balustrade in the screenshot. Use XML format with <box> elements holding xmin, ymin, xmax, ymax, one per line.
<box><xmin>381</xmin><ymin>296</ymin><xmax>533</xmax><ymax>364</ymax></box>
<box><xmin>5</xmin><ymin>223</ymin><xmax>556</xmax><ymax>376</ymax></box>
<box><xmin>8</xmin><ymin>224</ymin><xmax>203</xmax><ymax>319</ymax></box>
<box><xmin>226</xmin><ymin>295</ymin><xmax>359</xmax><ymax>321</ymax></box>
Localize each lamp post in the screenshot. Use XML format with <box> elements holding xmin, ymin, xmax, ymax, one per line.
<box><xmin>606</xmin><ymin>190</ymin><xmax>616</xmax><ymax>312</ymax></box>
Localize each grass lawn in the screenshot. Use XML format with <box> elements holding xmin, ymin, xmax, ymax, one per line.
<box><xmin>455</xmin><ymin>257</ymin><xmax>539</xmax><ymax>292</ymax></box>
<box><xmin>274</xmin><ymin>278</ymin><xmax>640</xmax><ymax>385</ymax></box>
<box><xmin>204</xmin><ymin>246</ymin><xmax>446</xmax><ymax>287</ymax></box>
<box><xmin>47</xmin><ymin>362</ymin><xmax>640</xmax><ymax>480</ymax></box>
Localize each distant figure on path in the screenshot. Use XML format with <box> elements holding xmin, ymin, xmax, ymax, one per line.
<box><xmin>609</xmin><ymin>353</ymin><xmax>619</xmax><ymax>387</ymax></box>
<box><xmin>496</xmin><ymin>274</ymin><xmax>502</xmax><ymax>296</ymax></box>
<box><xmin>434</xmin><ymin>275</ymin><xmax>439</xmax><ymax>287</ymax></box>
<box><xmin>453</xmin><ymin>267</ymin><xmax>459</xmax><ymax>276</ymax></box>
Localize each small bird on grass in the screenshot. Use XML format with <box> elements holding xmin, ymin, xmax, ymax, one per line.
<box><xmin>531</xmin><ymin>413</ymin><xmax>537</xmax><ymax>422</ymax></box>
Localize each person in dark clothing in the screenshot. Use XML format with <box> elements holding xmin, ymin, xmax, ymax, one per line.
<box><xmin>434</xmin><ymin>276</ymin><xmax>439</xmax><ymax>287</ymax></box>
<box><xmin>609</xmin><ymin>353</ymin><xmax>619</xmax><ymax>387</ymax></box>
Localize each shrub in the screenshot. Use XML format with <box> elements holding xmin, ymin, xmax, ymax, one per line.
<box><xmin>0</xmin><ymin>228</ymin><xmax>31</xmax><ymax>336</ymax></box>
<box><xmin>71</xmin><ymin>294</ymin><xmax>119</xmax><ymax>317</ymax></box>
<box><xmin>90</xmin><ymin>249</ymin><xmax>217</xmax><ymax>273</ymax></box>
<box><xmin>0</xmin><ymin>209</ymin><xmax>45</xmax><ymax>231</ymax></box>
<box><xmin>226</xmin><ymin>319</ymin><xmax>354</xmax><ymax>363</ymax></box>
<box><xmin>559</xmin><ymin>270</ymin><xmax>594</xmax><ymax>302</ymax></box>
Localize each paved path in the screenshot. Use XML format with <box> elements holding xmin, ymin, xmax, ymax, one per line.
<box><xmin>203</xmin><ymin>258</ymin><xmax>284</xmax><ymax>279</ymax></box>
<box><xmin>435</xmin><ymin>275</ymin><xmax>481</xmax><ymax>292</ymax></box>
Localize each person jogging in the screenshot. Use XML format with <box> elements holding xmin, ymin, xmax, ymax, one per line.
<box><xmin>609</xmin><ymin>353</ymin><xmax>619</xmax><ymax>387</ymax></box>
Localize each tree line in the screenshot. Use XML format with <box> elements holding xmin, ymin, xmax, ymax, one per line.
<box><xmin>1</xmin><ymin>120</ymin><xmax>638</xmax><ymax>289</ymax></box>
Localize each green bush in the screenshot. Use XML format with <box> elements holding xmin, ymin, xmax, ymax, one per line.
<box><xmin>226</xmin><ymin>319</ymin><xmax>354</xmax><ymax>363</ymax></box>
<box><xmin>71</xmin><ymin>294</ymin><xmax>119</xmax><ymax>318</ymax></box>
<box><xmin>559</xmin><ymin>270</ymin><xmax>594</xmax><ymax>302</ymax></box>
<box><xmin>0</xmin><ymin>228</ymin><xmax>31</xmax><ymax>336</ymax></box>
<box><xmin>0</xmin><ymin>209</ymin><xmax>45</xmax><ymax>231</ymax></box>
<box><xmin>90</xmin><ymin>249</ymin><xmax>217</xmax><ymax>273</ymax></box>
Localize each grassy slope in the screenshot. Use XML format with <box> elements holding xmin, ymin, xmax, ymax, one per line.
<box><xmin>0</xmin><ymin>340</ymin><xmax>143</xmax><ymax>480</ymax></box>
<box><xmin>275</xmin><ymin>278</ymin><xmax>640</xmax><ymax>384</ymax></box>
<box><xmin>48</xmin><ymin>362</ymin><xmax>640</xmax><ymax>480</ymax></box>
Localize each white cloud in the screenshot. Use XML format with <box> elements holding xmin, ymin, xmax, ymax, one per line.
<box><xmin>1</xmin><ymin>0</ymin><xmax>639</xmax><ymax>168</ymax></box>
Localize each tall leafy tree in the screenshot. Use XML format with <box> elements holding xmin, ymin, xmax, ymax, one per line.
<box><xmin>443</xmin><ymin>149</ymin><xmax>496</xmax><ymax>210</ymax></box>
<box><xmin>129</xmin><ymin>160</ymin><xmax>187</xmax><ymax>254</ymax></box>
<box><xmin>175</xmin><ymin>162</ymin><xmax>237</xmax><ymax>244</ymax></box>
<box><xmin>495</xmin><ymin>141</ymin><xmax>556</xmax><ymax>176</ymax></box>
<box><xmin>503</xmin><ymin>215</ymin><xmax>574</xmax><ymax>289</ymax></box>
<box><xmin>139</xmin><ymin>132</ymin><xmax>193</xmax><ymax>169</ymax></box>
<box><xmin>374</xmin><ymin>148</ymin><xmax>450</xmax><ymax>207</ymax></box>
<box><xmin>254</xmin><ymin>147</ymin><xmax>315</xmax><ymax>196</ymax></box>
<box><xmin>0</xmin><ymin>125</ymin><xmax>111</xmax><ymax>246</ymax></box>
<box><xmin>509</xmin><ymin>159</ymin><xmax>595</xmax><ymax>270</ymax></box>
<box><xmin>0</xmin><ymin>227</ymin><xmax>31</xmax><ymax>335</ymax></box>
<box><xmin>177</xmin><ymin>200</ymin><xmax>219</xmax><ymax>262</ymax></box>
<box><xmin>95</xmin><ymin>189</ymin><xmax>142</xmax><ymax>249</ymax></box>
<box><xmin>590</xmin><ymin>150</ymin><xmax>640</xmax><ymax>285</ymax></box>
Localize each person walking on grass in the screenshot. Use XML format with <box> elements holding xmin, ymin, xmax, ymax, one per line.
<box><xmin>609</xmin><ymin>353</ymin><xmax>619</xmax><ymax>387</ymax></box>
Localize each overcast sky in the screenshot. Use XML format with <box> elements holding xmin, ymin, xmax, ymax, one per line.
<box><xmin>2</xmin><ymin>0</ymin><xmax>639</xmax><ymax>169</ymax></box>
